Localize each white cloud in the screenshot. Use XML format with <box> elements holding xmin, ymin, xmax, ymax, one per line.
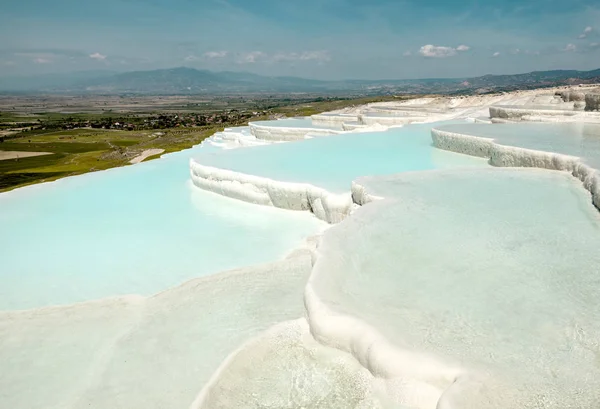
<box><xmin>203</xmin><ymin>50</ymin><xmax>228</xmax><ymax>59</ymax></box>
<box><xmin>590</xmin><ymin>42</ymin><xmax>599</xmax><ymax>48</ymax></box>
<box><xmin>419</xmin><ymin>44</ymin><xmax>470</xmax><ymax>58</ymax></box>
<box><xmin>578</xmin><ymin>26</ymin><xmax>593</xmax><ymax>39</ymax></box>
<box><xmin>564</xmin><ymin>43</ymin><xmax>577</xmax><ymax>52</ymax></box>
<box><xmin>298</xmin><ymin>50</ymin><xmax>330</xmax><ymax>61</ymax></box>
<box><xmin>235</xmin><ymin>50</ymin><xmax>331</xmax><ymax>64</ymax></box>
<box><xmin>238</xmin><ymin>51</ymin><xmax>266</xmax><ymax>63</ymax></box>
<box><xmin>492</xmin><ymin>52</ymin><xmax>500</xmax><ymax>57</ymax></box>
<box><xmin>34</xmin><ymin>57</ymin><xmax>50</xmax><ymax>64</ymax></box>
<box><xmin>89</xmin><ymin>52</ymin><xmax>106</xmax><ymax>61</ymax></box>
<box><xmin>184</xmin><ymin>55</ymin><xmax>199</xmax><ymax>62</ymax></box>
<box><xmin>272</xmin><ymin>50</ymin><xmax>331</xmax><ymax>63</ymax></box>
<box><xmin>419</xmin><ymin>45</ymin><xmax>457</xmax><ymax>58</ymax></box>
<box><xmin>509</xmin><ymin>48</ymin><xmax>539</xmax><ymax>56</ymax></box>
<box><xmin>403</xmin><ymin>50</ymin><xmax>412</xmax><ymax>57</ymax></box>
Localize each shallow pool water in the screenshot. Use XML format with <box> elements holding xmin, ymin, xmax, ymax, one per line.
<box><xmin>311</xmin><ymin>168</ymin><xmax>600</xmax><ymax>407</ymax></box>
<box><xmin>0</xmin><ymin>251</ymin><xmax>315</xmax><ymax>409</ymax></box>
<box><xmin>195</xmin><ymin>122</ymin><xmax>488</xmax><ymax>193</ymax></box>
<box><xmin>0</xmin><ymin>146</ymin><xmax>325</xmax><ymax>310</ymax></box>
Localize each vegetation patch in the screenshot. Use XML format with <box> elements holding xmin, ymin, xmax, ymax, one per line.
<box><xmin>0</xmin><ymin>172</ymin><xmax>70</xmax><ymax>190</ymax></box>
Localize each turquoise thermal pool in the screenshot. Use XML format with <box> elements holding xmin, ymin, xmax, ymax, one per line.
<box><xmin>194</xmin><ymin>122</ymin><xmax>487</xmax><ymax>193</ymax></box>
<box><xmin>0</xmin><ymin>146</ymin><xmax>325</xmax><ymax>310</ymax></box>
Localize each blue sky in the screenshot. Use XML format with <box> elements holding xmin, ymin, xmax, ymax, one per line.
<box><xmin>1</xmin><ymin>0</ymin><xmax>599</xmax><ymax>79</ymax></box>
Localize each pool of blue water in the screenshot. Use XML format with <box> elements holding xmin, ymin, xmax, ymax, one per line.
<box><xmin>0</xmin><ymin>146</ymin><xmax>325</xmax><ymax>310</ymax></box>
<box><xmin>195</xmin><ymin>122</ymin><xmax>488</xmax><ymax>193</ymax></box>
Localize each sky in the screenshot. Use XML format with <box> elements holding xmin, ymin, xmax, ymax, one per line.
<box><xmin>1</xmin><ymin>0</ymin><xmax>600</xmax><ymax>80</ymax></box>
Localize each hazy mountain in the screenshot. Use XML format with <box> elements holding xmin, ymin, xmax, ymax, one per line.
<box><xmin>463</xmin><ymin>69</ymin><xmax>600</xmax><ymax>90</ymax></box>
<box><xmin>0</xmin><ymin>70</ymin><xmax>117</xmax><ymax>92</ymax></box>
<box><xmin>0</xmin><ymin>67</ymin><xmax>599</xmax><ymax>95</ymax></box>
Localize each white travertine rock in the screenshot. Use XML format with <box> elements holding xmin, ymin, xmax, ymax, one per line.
<box><xmin>306</xmin><ymin>168</ymin><xmax>600</xmax><ymax>408</ymax></box>
<box><xmin>586</xmin><ymin>92</ymin><xmax>600</xmax><ymax>111</ymax></box>
<box><xmin>557</xmin><ymin>89</ymin><xmax>586</xmax><ymax>102</ymax></box>
<box><xmin>431</xmin><ymin>127</ymin><xmax>600</xmax><ymax>209</ymax></box>
<box><xmin>201</xmin><ymin>126</ymin><xmax>273</xmax><ymax>149</ymax></box>
<box><xmin>311</xmin><ymin>113</ymin><xmax>359</xmax><ymax>126</ymax></box>
<box><xmin>358</xmin><ymin>114</ymin><xmax>426</xmax><ymax>126</ymax></box>
<box><xmin>341</xmin><ymin>121</ymin><xmax>366</xmax><ymax>131</ymax></box>
<box><xmin>191</xmin><ymin>319</ymin><xmax>389</xmax><ymax>409</ymax></box>
<box><xmin>489</xmin><ymin>104</ymin><xmax>600</xmax><ymax>122</ymax></box>
<box><xmin>0</xmin><ymin>249</ymin><xmax>316</xmax><ymax>409</ymax></box>
<box><xmin>189</xmin><ymin>160</ymin><xmax>353</xmax><ymax>223</ymax></box>
<box><xmin>249</xmin><ymin>122</ymin><xmax>340</xmax><ymax>141</ymax></box>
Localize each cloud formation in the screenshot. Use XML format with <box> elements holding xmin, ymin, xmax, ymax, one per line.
<box><xmin>232</xmin><ymin>50</ymin><xmax>331</xmax><ymax>64</ymax></box>
<box><xmin>1</xmin><ymin>0</ymin><xmax>599</xmax><ymax>79</ymax></box>
<box><xmin>203</xmin><ymin>51</ymin><xmax>228</xmax><ymax>59</ymax></box>
<box><xmin>237</xmin><ymin>51</ymin><xmax>266</xmax><ymax>64</ymax></box>
<box><xmin>89</xmin><ymin>52</ymin><xmax>106</xmax><ymax>61</ymax></box>
<box><xmin>419</xmin><ymin>44</ymin><xmax>470</xmax><ymax>58</ymax></box>
<box><xmin>272</xmin><ymin>50</ymin><xmax>331</xmax><ymax>63</ymax></box>
<box><xmin>578</xmin><ymin>26</ymin><xmax>593</xmax><ymax>39</ymax></box>
<box><xmin>492</xmin><ymin>52</ymin><xmax>500</xmax><ymax>57</ymax></box>
<box><xmin>563</xmin><ymin>43</ymin><xmax>577</xmax><ymax>52</ymax></box>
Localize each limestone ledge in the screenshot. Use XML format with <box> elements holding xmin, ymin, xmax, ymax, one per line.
<box><xmin>249</xmin><ymin>122</ymin><xmax>341</xmax><ymax>141</ymax></box>
<box><xmin>431</xmin><ymin>128</ymin><xmax>600</xmax><ymax>209</ymax></box>
<box><xmin>489</xmin><ymin>105</ymin><xmax>600</xmax><ymax>122</ymax></box>
<box><xmin>190</xmin><ymin>159</ymin><xmax>354</xmax><ymax>223</ymax></box>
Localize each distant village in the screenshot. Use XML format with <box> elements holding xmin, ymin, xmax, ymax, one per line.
<box><xmin>32</xmin><ymin>110</ymin><xmax>269</xmax><ymax>132</ymax></box>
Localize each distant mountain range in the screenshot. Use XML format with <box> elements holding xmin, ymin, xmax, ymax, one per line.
<box><xmin>1</xmin><ymin>67</ymin><xmax>599</xmax><ymax>95</ymax></box>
